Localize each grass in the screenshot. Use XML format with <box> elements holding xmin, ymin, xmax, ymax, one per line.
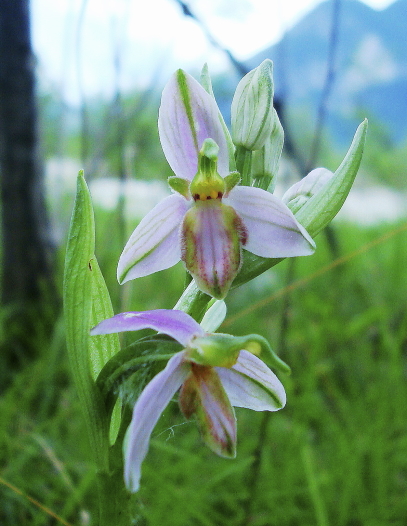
<box><xmin>1</xmin><ymin>214</ymin><xmax>407</xmax><ymax>525</ymax></box>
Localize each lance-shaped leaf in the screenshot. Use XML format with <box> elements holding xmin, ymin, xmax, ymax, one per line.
<box><xmin>296</xmin><ymin>119</ymin><xmax>368</xmax><ymax>235</ymax></box>
<box><xmin>88</xmin><ymin>256</ymin><xmax>121</xmax><ymax>444</ymax></box>
<box><xmin>232</xmin><ymin>120</ymin><xmax>368</xmax><ymax>288</ymax></box>
<box><xmin>63</xmin><ymin>172</ymin><xmax>109</xmax><ymax>470</ymax></box>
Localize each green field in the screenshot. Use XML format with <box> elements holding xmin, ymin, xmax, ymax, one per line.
<box><xmin>1</xmin><ymin>209</ymin><xmax>407</xmax><ymax>525</ymax></box>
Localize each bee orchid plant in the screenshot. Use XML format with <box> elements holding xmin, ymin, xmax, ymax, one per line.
<box><xmin>64</xmin><ymin>59</ymin><xmax>367</xmax><ymax>524</ymax></box>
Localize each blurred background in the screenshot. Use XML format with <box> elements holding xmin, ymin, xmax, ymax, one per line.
<box><xmin>1</xmin><ymin>0</ymin><xmax>407</xmax><ymax>524</ymax></box>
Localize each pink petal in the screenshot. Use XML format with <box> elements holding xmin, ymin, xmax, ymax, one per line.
<box><xmin>224</xmin><ymin>186</ymin><xmax>315</xmax><ymax>258</ymax></box>
<box><xmin>91</xmin><ymin>309</ymin><xmax>205</xmax><ymax>346</ymax></box>
<box><xmin>117</xmin><ymin>193</ymin><xmax>190</xmax><ymax>284</ymax></box>
<box><xmin>179</xmin><ymin>364</ymin><xmax>236</xmax><ymax>458</ymax></box>
<box><xmin>158</xmin><ymin>70</ymin><xmax>229</xmax><ymax>181</ymax></box>
<box><xmin>216</xmin><ymin>350</ymin><xmax>286</xmax><ymax>411</ymax></box>
<box><xmin>181</xmin><ymin>200</ymin><xmax>247</xmax><ymax>299</ymax></box>
<box><xmin>124</xmin><ymin>352</ymin><xmax>189</xmax><ymax>492</ymax></box>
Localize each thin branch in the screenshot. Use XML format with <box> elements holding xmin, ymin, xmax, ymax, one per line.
<box><xmin>239</xmin><ymin>411</ymin><xmax>271</xmax><ymax>525</ymax></box>
<box><xmin>172</xmin><ymin>0</ymin><xmax>304</xmax><ymax>182</ymax></box>
<box><xmin>172</xmin><ymin>0</ymin><xmax>249</xmax><ymax>77</ymax></box>
<box><xmin>307</xmin><ymin>0</ymin><xmax>341</xmax><ymax>171</ymax></box>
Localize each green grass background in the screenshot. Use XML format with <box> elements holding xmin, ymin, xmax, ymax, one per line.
<box><xmin>1</xmin><ymin>209</ymin><xmax>407</xmax><ymax>525</ymax></box>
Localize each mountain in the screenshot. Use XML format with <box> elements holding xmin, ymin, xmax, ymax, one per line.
<box><xmin>247</xmin><ymin>0</ymin><xmax>407</xmax><ymax>145</ymax></box>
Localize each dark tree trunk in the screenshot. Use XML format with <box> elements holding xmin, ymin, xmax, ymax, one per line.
<box><xmin>0</xmin><ymin>0</ymin><xmax>55</xmax><ymax>375</ymax></box>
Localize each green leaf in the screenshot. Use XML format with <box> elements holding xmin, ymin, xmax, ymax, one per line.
<box><xmin>89</xmin><ymin>257</ymin><xmax>120</xmax><ymax>380</ymax></box>
<box><xmin>109</xmin><ymin>398</ymin><xmax>123</xmax><ymax>446</ymax></box>
<box><xmin>296</xmin><ymin>119</ymin><xmax>368</xmax><ymax>235</ymax></box>
<box><xmin>63</xmin><ymin>171</ymin><xmax>109</xmax><ymax>471</ymax></box>
<box><xmin>96</xmin><ymin>335</ymin><xmax>182</xmax><ymax>409</ymax></box>
<box><xmin>233</xmin><ymin>119</ymin><xmax>368</xmax><ymax>287</ymax></box>
<box><xmin>89</xmin><ymin>256</ymin><xmax>122</xmax><ymax>444</ymax></box>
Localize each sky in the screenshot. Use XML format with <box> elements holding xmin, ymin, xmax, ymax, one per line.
<box><xmin>31</xmin><ymin>0</ymin><xmax>396</xmax><ymax>105</ymax></box>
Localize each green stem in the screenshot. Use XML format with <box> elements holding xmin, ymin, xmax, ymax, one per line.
<box><xmin>235</xmin><ymin>145</ymin><xmax>252</xmax><ymax>186</ymax></box>
<box><xmin>174</xmin><ymin>280</ymin><xmax>211</xmax><ymax>322</ymax></box>
<box><xmin>239</xmin><ymin>411</ymin><xmax>271</xmax><ymax>525</ymax></box>
<box><xmin>253</xmin><ymin>173</ymin><xmax>272</xmax><ymax>191</ymax></box>
<box><xmin>96</xmin><ymin>468</ymin><xmax>131</xmax><ymax>526</ymax></box>
<box><xmin>301</xmin><ymin>443</ymin><xmax>329</xmax><ymax>526</ymax></box>
<box><xmin>96</xmin><ymin>415</ymin><xmax>134</xmax><ymax>526</ymax></box>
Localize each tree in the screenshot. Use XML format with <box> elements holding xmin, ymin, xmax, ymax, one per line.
<box><xmin>0</xmin><ymin>0</ymin><xmax>55</xmax><ymax>376</ymax></box>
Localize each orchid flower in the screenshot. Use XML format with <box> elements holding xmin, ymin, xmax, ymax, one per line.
<box><xmin>91</xmin><ymin>309</ymin><xmax>286</xmax><ymax>492</ymax></box>
<box><xmin>117</xmin><ymin>69</ymin><xmax>315</xmax><ymax>299</ymax></box>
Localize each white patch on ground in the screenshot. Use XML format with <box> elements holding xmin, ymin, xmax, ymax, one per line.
<box><xmin>45</xmin><ymin>157</ymin><xmax>407</xmax><ymax>247</ymax></box>
<box><xmin>337</xmin><ymin>186</ymin><xmax>407</xmax><ymax>225</ymax></box>
<box><xmin>88</xmin><ymin>177</ymin><xmax>170</xmax><ymax>218</ymax></box>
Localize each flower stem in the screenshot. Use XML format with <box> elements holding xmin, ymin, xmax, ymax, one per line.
<box><xmin>301</xmin><ymin>443</ymin><xmax>329</xmax><ymax>526</ymax></box>
<box><xmin>96</xmin><ymin>468</ymin><xmax>131</xmax><ymax>526</ymax></box>
<box><xmin>174</xmin><ymin>280</ymin><xmax>211</xmax><ymax>322</ymax></box>
<box><xmin>239</xmin><ymin>411</ymin><xmax>271</xmax><ymax>525</ymax></box>
<box><xmin>235</xmin><ymin>145</ymin><xmax>252</xmax><ymax>186</ymax></box>
<box><xmin>96</xmin><ymin>407</ymin><xmax>134</xmax><ymax>525</ymax></box>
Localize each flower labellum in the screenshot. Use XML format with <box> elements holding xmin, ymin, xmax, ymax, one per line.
<box><xmin>117</xmin><ymin>69</ymin><xmax>315</xmax><ymax>299</ymax></box>
<box><xmin>91</xmin><ymin>309</ymin><xmax>287</xmax><ymax>492</ymax></box>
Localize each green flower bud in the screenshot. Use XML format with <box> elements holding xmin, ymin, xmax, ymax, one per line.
<box><xmin>282</xmin><ymin>167</ymin><xmax>334</xmax><ymax>214</ymax></box>
<box><xmin>231</xmin><ymin>59</ymin><xmax>275</xmax><ymax>151</ymax></box>
<box><xmin>251</xmin><ymin>109</ymin><xmax>284</xmax><ymax>191</ymax></box>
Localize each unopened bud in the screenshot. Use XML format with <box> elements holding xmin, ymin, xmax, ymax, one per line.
<box><xmin>231</xmin><ymin>59</ymin><xmax>275</xmax><ymax>151</ymax></box>
<box><xmin>251</xmin><ymin>110</ymin><xmax>284</xmax><ymax>191</ymax></box>
<box><xmin>282</xmin><ymin>167</ymin><xmax>334</xmax><ymax>214</ymax></box>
